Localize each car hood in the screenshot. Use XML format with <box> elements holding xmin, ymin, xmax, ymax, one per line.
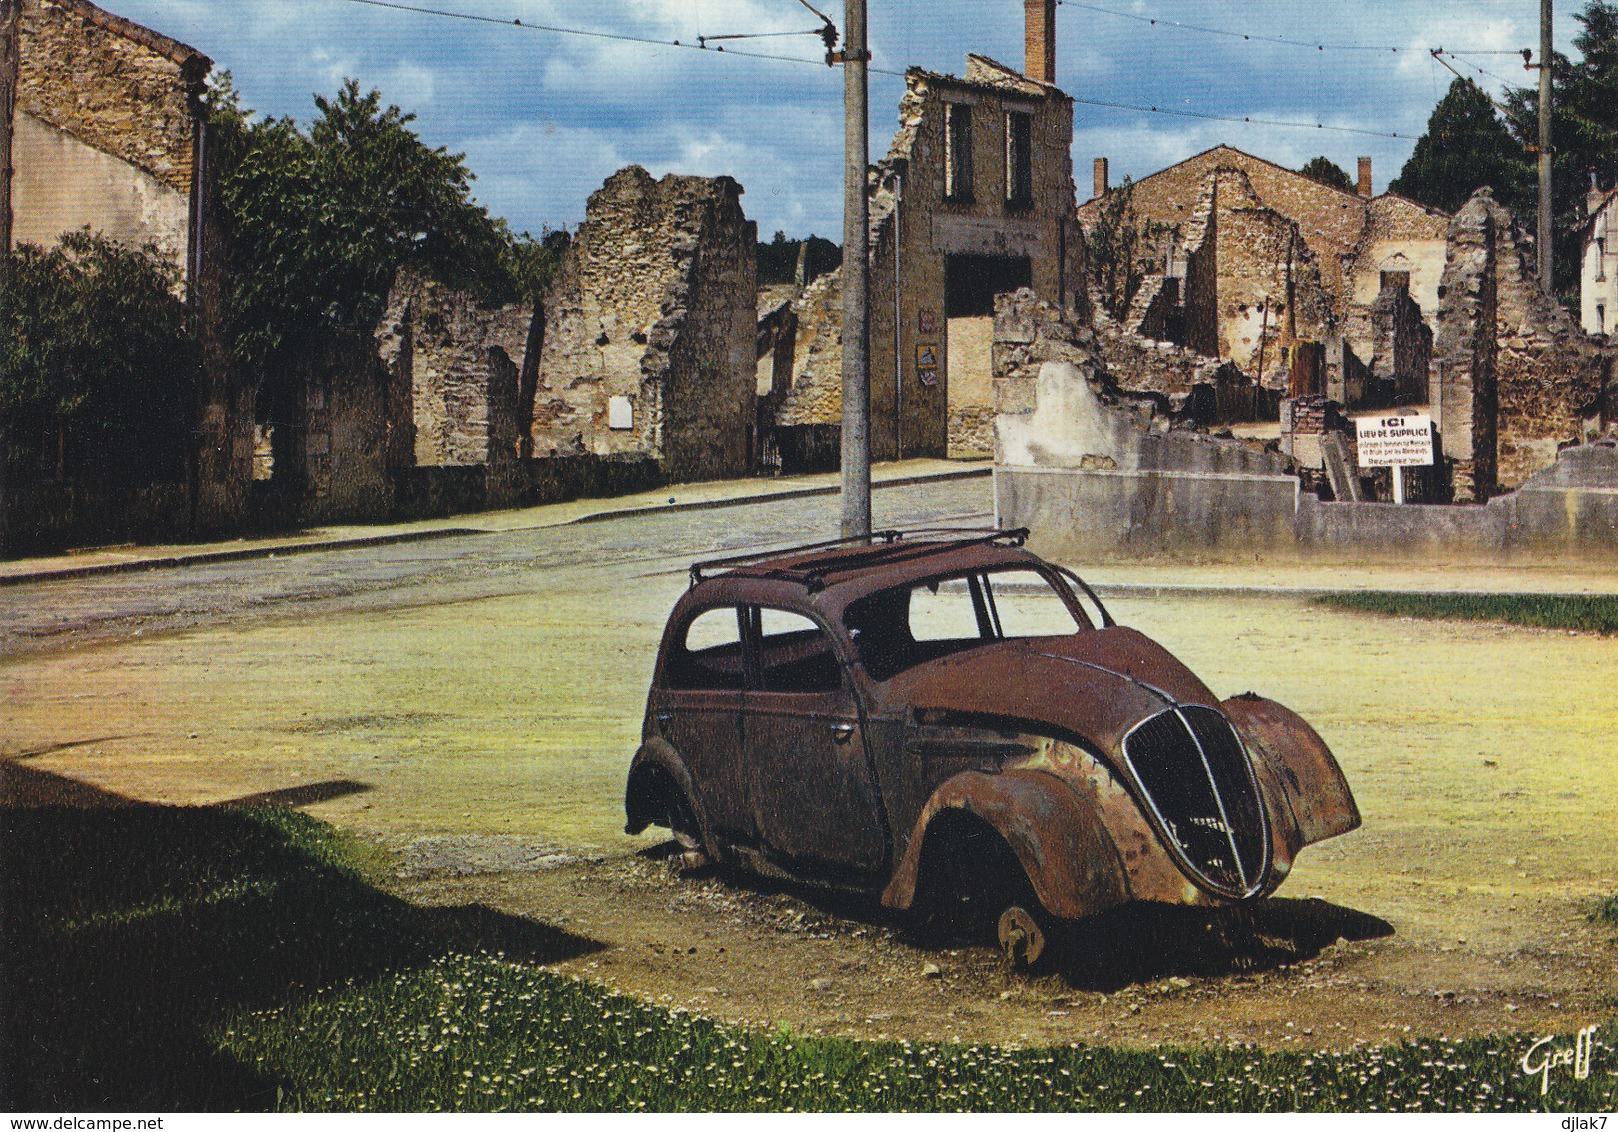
<box><xmin>867</xmin><ymin>627</ymin><xmax>1222</xmax><ymax>756</ymax></box>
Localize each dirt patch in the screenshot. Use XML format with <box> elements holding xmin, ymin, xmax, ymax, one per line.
<box><xmin>387</xmin><ymin>838</ymin><xmax>1615</xmax><ymax>1051</ymax></box>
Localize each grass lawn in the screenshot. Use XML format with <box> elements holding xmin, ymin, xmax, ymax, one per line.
<box><xmin>3</xmin><ymin>790</ymin><xmax>1613</xmax><ymax>1112</ymax></box>
<box><xmin>1314</xmin><ymin>592</ymin><xmax>1618</xmax><ymax>635</ymax></box>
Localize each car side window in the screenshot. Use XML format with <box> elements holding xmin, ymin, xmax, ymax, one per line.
<box><xmin>756</xmin><ymin>608</ymin><xmax>841</xmax><ymax>694</ymax></box>
<box><xmin>668</xmin><ymin>606</ymin><xmax>747</xmax><ymax>690</ymax></box>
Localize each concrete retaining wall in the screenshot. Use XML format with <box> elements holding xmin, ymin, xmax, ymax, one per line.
<box><xmin>1000</xmin><ymin>440</ymin><xmax>1618</xmax><ymax>564</ymax></box>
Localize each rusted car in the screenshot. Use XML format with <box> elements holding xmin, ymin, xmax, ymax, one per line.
<box><xmin>625</xmin><ymin>529</ymin><xmax>1359</xmax><ymax>967</ymax></box>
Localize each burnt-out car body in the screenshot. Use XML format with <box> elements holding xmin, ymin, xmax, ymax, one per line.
<box><xmin>625</xmin><ymin>529</ymin><xmax>1359</xmax><ymax>965</ymax></box>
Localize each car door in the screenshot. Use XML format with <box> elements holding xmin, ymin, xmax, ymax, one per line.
<box><xmin>656</xmin><ymin>604</ymin><xmax>754</xmax><ymax>842</ymax></box>
<box><xmin>740</xmin><ymin>606</ymin><xmax>886</xmax><ymax>874</ymax></box>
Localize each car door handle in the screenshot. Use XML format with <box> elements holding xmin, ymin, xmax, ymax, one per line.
<box><xmin>830</xmin><ymin>723</ymin><xmax>856</xmax><ymax>743</ymax></box>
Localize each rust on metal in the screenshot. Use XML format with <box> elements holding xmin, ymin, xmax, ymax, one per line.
<box><xmin>627</xmin><ymin>529</ymin><xmax>1362</xmax><ymax>946</ymax></box>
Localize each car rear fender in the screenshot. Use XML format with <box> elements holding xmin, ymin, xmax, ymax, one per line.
<box><xmin>624</xmin><ymin>738</ymin><xmax>714</xmax><ymax>854</ymax></box>
<box><xmin>1222</xmin><ymin>693</ymin><xmax>1361</xmax><ymax>853</ymax></box>
<box><xmin>881</xmin><ymin>767</ymin><xmax>1133</xmax><ymax>921</ymax></box>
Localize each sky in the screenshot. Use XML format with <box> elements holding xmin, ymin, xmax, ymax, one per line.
<box><xmin>108</xmin><ymin>0</ymin><xmax>1592</xmax><ymax>239</ymax></box>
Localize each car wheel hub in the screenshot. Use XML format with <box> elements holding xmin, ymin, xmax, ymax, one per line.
<box><xmin>997</xmin><ymin>905</ymin><xmax>1046</xmax><ymax>968</ymax></box>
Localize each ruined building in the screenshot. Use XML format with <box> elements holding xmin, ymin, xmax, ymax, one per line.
<box><xmin>2</xmin><ymin>0</ymin><xmax>214</xmax><ymax>281</ymax></box>
<box><xmin>775</xmin><ymin>0</ymin><xmax>1083</xmax><ymax>460</ymax></box>
<box><xmin>536</xmin><ymin>166</ymin><xmax>758</xmax><ymax>482</ymax></box>
<box><xmin>1433</xmin><ymin>189</ymin><xmax>1616</xmax><ymax>501</ymax></box>
<box><xmin>1080</xmin><ymin>147</ymin><xmax>1449</xmax><ymax>401</ymax></box>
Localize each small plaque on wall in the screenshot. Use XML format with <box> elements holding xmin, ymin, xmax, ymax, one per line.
<box><xmin>608</xmin><ymin>396</ymin><xmax>634</xmax><ymax>430</ymax></box>
<box><xmin>916</xmin><ymin>343</ymin><xmax>940</xmax><ymax>387</ymax></box>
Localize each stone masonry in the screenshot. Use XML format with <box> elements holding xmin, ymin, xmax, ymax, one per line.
<box><xmin>536</xmin><ymin>166</ymin><xmax>757</xmax><ymax>482</ymax></box>
<box><xmin>1433</xmin><ymin>190</ymin><xmax>1616</xmax><ymax>500</ymax></box>
<box><xmin>7</xmin><ymin>0</ymin><xmax>210</xmax><ymax>268</ymax></box>
<box><xmin>777</xmin><ymin>49</ymin><xmax>1083</xmax><ymax>461</ymax></box>
<box><xmin>376</xmin><ymin>270</ymin><xmax>536</xmax><ymax>472</ymax></box>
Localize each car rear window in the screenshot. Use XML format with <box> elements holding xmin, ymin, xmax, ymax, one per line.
<box><xmin>844</xmin><ymin>568</ymin><xmax>1084</xmax><ymax>681</ymax></box>
<box><xmin>668</xmin><ymin>606</ymin><xmax>746</xmax><ymax>690</ymax></box>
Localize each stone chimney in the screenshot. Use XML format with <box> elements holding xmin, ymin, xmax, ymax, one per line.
<box><xmin>1590</xmin><ymin>171</ymin><xmax>1608</xmax><ymax>220</ymax></box>
<box><xmin>1357</xmin><ymin>156</ymin><xmax>1373</xmax><ymax>198</ymax></box>
<box><xmin>1093</xmin><ymin>157</ymin><xmax>1109</xmax><ymax>200</ymax></box>
<box><xmin>1025</xmin><ymin>0</ymin><xmax>1056</xmax><ymax>84</ymax></box>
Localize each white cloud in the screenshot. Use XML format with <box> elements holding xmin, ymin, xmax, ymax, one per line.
<box><xmin>105</xmin><ymin>0</ymin><xmax>1591</xmax><ymax>233</ymax></box>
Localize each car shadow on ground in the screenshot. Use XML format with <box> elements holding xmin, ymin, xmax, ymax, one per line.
<box><xmin>1</xmin><ymin>761</ymin><xmax>605</xmax><ymax>1112</ymax></box>
<box><xmin>1050</xmin><ymin>898</ymin><xmax>1395</xmax><ymax>992</ymax></box>
<box><xmin>643</xmin><ymin>841</ymin><xmax>1392</xmax><ymax>992</ymax></box>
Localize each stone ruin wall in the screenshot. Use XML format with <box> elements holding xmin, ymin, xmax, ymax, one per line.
<box><xmin>657</xmin><ymin>180</ymin><xmax>758</xmax><ymax>481</ymax></box>
<box><xmin>1207</xmin><ymin>171</ymin><xmax>1337</xmax><ymax>387</ymax></box>
<box><xmin>1087</xmin><ymin>146</ymin><xmax>1374</xmax><ymax>309</ymax></box>
<box><xmin>535</xmin><ymin>167</ymin><xmax>756</xmax><ymax>481</ymax></box>
<box><xmin>774</xmin><ymin>269</ymin><xmax>843</xmax><ymax>428</ymax></box>
<box><xmin>993</xmin><ymin>288</ymin><xmax>1272</xmax><ymax>438</ymax></box>
<box><xmin>1434</xmin><ymin>190</ymin><xmax>1616</xmax><ymax>500</ymax></box>
<box><xmin>375</xmin><ymin>271</ymin><xmax>536</xmax><ymax>470</ymax></box>
<box><xmin>1489</xmin><ymin>202</ymin><xmax>1614</xmax><ymax>490</ymax></box>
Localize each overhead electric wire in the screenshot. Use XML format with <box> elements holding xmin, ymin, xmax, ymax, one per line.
<box><xmin>325</xmin><ymin>0</ymin><xmax>1423</xmax><ymax>140</ymax></box>
<box><xmin>1067</xmin><ymin>93</ymin><xmax>1414</xmax><ymax>139</ymax></box>
<box><xmin>330</xmin><ymin>0</ymin><xmax>865</xmax><ymax>70</ymax></box>
<box><xmin>1060</xmin><ymin>0</ymin><xmax>1527</xmax><ymax>56</ymax></box>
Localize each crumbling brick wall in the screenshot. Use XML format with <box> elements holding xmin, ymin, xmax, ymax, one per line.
<box><xmin>1489</xmin><ymin>202</ymin><xmax>1614</xmax><ymax>490</ymax></box>
<box><xmin>269</xmin><ymin>333</ymin><xmax>402</xmax><ymax>524</ymax></box>
<box><xmin>1434</xmin><ymin>190</ymin><xmax>1616</xmax><ymax>500</ymax></box>
<box><xmin>376</xmin><ymin>270</ymin><xmax>535</xmax><ymax>471</ymax></box>
<box><xmin>535</xmin><ymin>167</ymin><xmax>756</xmax><ymax>482</ymax></box>
<box><xmin>1365</xmin><ymin>283</ymin><xmax>1432</xmax><ymax>403</ymax></box>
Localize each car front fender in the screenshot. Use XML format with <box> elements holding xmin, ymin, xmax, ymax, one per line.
<box><xmin>880</xmin><ymin>767</ymin><xmax>1134</xmax><ymax>921</ymax></box>
<box><xmin>1223</xmin><ymin>693</ymin><xmax>1361</xmax><ymax>859</ymax></box>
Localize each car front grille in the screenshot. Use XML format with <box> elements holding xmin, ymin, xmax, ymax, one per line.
<box><xmin>1121</xmin><ymin>705</ymin><xmax>1269</xmax><ymax>898</ymax></box>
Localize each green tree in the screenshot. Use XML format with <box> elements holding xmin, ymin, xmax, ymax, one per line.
<box><xmin>756</xmin><ymin>231</ymin><xmax>841</xmax><ymax>287</ymax></box>
<box><xmin>1084</xmin><ymin>178</ymin><xmax>1171</xmax><ymax>321</ymax></box>
<box><xmin>1503</xmin><ymin>0</ymin><xmax>1618</xmax><ymax>293</ymax></box>
<box><xmin>0</xmin><ymin>231</ymin><xmax>199</xmax><ymax>483</ymax></box>
<box><xmin>1298</xmin><ymin>156</ymin><xmax>1354</xmax><ymax>194</ymax></box>
<box><xmin>207</xmin><ymin>77</ymin><xmax>527</xmax><ymax>383</ymax></box>
<box><xmin>1389</xmin><ymin>78</ymin><xmax>1529</xmax><ymax>214</ymax></box>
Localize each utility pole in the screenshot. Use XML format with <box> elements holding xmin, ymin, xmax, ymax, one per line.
<box><xmin>0</xmin><ymin>0</ymin><xmax>17</xmax><ymax>560</ymax></box>
<box><xmin>1</xmin><ymin>0</ymin><xmax>18</xmax><ymax>254</ymax></box>
<box><xmin>839</xmin><ymin>0</ymin><xmax>872</xmax><ymax>539</ymax></box>
<box><xmin>1538</xmin><ymin>0</ymin><xmax>1554</xmax><ymax>292</ymax></box>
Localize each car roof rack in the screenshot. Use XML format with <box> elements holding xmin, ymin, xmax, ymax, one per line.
<box><xmin>689</xmin><ymin>527</ymin><xmax>1030</xmax><ymax>589</ymax></box>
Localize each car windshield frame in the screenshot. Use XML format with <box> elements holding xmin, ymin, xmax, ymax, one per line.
<box><xmin>841</xmin><ymin>565</ymin><xmax>1093</xmax><ymax>681</ymax></box>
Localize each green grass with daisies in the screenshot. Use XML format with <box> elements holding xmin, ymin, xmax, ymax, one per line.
<box><xmin>4</xmin><ymin>799</ymin><xmax>1613</xmax><ymax>1112</ymax></box>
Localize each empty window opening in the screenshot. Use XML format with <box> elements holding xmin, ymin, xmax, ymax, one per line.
<box><xmin>1005</xmin><ymin>111</ymin><xmax>1033</xmax><ymax>209</ymax></box>
<box><xmin>945</xmin><ymin>103</ymin><xmax>974</xmax><ymax>202</ymax></box>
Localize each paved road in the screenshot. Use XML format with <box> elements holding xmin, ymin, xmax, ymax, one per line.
<box><xmin>0</xmin><ymin>479</ymin><xmax>994</xmax><ymax>664</ymax></box>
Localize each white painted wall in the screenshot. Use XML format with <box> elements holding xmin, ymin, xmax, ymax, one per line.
<box><xmin>1582</xmin><ymin>199</ymin><xmax>1617</xmax><ymax>337</ymax></box>
<box><xmin>11</xmin><ymin>111</ymin><xmax>190</xmax><ymax>269</ymax></box>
